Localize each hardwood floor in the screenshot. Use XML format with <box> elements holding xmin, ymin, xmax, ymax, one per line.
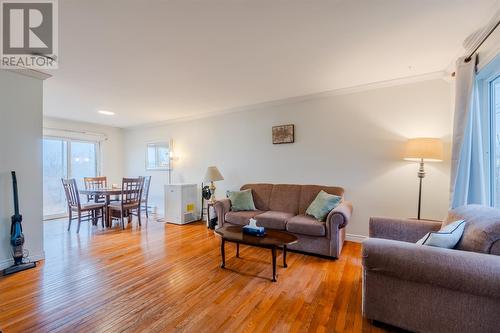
<box><xmin>0</xmin><ymin>217</ymin><xmax>394</xmax><ymax>333</ymax></box>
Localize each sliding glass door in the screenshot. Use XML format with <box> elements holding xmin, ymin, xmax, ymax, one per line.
<box><xmin>43</xmin><ymin>139</ymin><xmax>68</xmax><ymax>217</ymax></box>
<box><xmin>70</xmin><ymin>141</ymin><xmax>98</xmax><ymax>188</ymax></box>
<box><xmin>43</xmin><ymin>138</ymin><xmax>99</xmax><ymax>219</ymax></box>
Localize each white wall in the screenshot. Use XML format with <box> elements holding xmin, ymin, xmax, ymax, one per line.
<box><xmin>124</xmin><ymin>77</ymin><xmax>453</xmax><ymax>237</ymax></box>
<box><xmin>43</xmin><ymin>117</ymin><xmax>124</xmax><ymax>185</ymax></box>
<box><xmin>0</xmin><ymin>70</ymin><xmax>44</xmax><ymax>268</ymax></box>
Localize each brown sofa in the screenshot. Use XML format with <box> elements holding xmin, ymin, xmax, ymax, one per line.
<box><xmin>362</xmin><ymin>205</ymin><xmax>500</xmax><ymax>333</ymax></box>
<box><xmin>213</xmin><ymin>183</ymin><xmax>353</xmax><ymax>258</ymax></box>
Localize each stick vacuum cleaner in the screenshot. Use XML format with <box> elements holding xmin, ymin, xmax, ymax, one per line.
<box><xmin>3</xmin><ymin>171</ymin><xmax>36</xmax><ymax>276</ymax></box>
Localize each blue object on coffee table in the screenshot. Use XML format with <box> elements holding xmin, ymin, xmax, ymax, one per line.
<box><xmin>242</xmin><ymin>225</ymin><xmax>266</xmax><ymax>236</ymax></box>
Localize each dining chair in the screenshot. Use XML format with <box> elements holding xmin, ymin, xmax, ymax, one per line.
<box><xmin>84</xmin><ymin>176</ymin><xmax>107</xmax><ymax>203</ymax></box>
<box><xmin>141</xmin><ymin>176</ymin><xmax>152</xmax><ymax>218</ymax></box>
<box><xmin>107</xmin><ymin>177</ymin><xmax>144</xmax><ymax>229</ymax></box>
<box><xmin>61</xmin><ymin>178</ymin><xmax>106</xmax><ymax>233</ymax></box>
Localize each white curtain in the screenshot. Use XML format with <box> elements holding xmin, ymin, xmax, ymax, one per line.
<box><xmin>450</xmin><ymin>54</ymin><xmax>488</xmax><ymax>208</ymax></box>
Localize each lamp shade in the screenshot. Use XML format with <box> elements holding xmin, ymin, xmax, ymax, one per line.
<box><xmin>404</xmin><ymin>138</ymin><xmax>443</xmax><ymax>162</ymax></box>
<box><xmin>204</xmin><ymin>166</ymin><xmax>224</xmax><ymax>182</ymax></box>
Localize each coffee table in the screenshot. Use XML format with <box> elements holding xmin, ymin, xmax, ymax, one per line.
<box><xmin>214</xmin><ymin>225</ymin><xmax>298</xmax><ymax>282</ymax></box>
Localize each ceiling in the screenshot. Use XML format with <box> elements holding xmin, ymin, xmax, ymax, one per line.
<box><xmin>43</xmin><ymin>0</ymin><xmax>500</xmax><ymax>128</ymax></box>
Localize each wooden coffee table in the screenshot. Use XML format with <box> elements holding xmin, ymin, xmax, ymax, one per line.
<box><xmin>214</xmin><ymin>225</ymin><xmax>298</xmax><ymax>282</ymax></box>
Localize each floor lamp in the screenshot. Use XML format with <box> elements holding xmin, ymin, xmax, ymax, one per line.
<box><xmin>404</xmin><ymin>138</ymin><xmax>443</xmax><ymax>220</ymax></box>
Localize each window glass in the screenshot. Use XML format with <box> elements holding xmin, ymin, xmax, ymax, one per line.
<box><xmin>70</xmin><ymin>141</ymin><xmax>97</xmax><ymax>187</ymax></box>
<box><xmin>43</xmin><ymin>138</ymin><xmax>98</xmax><ymax>218</ymax></box>
<box><xmin>43</xmin><ymin>139</ymin><xmax>68</xmax><ymax>216</ymax></box>
<box><xmin>146</xmin><ymin>142</ymin><xmax>170</xmax><ymax>170</ymax></box>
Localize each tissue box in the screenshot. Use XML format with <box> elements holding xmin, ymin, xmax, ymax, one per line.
<box><xmin>242</xmin><ymin>225</ymin><xmax>266</xmax><ymax>236</ymax></box>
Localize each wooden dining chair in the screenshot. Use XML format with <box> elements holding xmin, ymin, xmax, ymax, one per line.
<box><xmin>84</xmin><ymin>176</ymin><xmax>107</xmax><ymax>203</ymax></box>
<box><xmin>61</xmin><ymin>178</ymin><xmax>106</xmax><ymax>233</ymax></box>
<box><xmin>107</xmin><ymin>177</ymin><xmax>144</xmax><ymax>229</ymax></box>
<box><xmin>141</xmin><ymin>176</ymin><xmax>152</xmax><ymax>218</ymax></box>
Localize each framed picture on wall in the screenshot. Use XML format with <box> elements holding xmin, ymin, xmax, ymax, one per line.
<box><xmin>272</xmin><ymin>124</ymin><xmax>294</xmax><ymax>144</ymax></box>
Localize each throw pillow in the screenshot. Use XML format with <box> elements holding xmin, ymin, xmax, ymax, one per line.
<box><xmin>229</xmin><ymin>189</ymin><xmax>256</xmax><ymax>211</ymax></box>
<box><xmin>416</xmin><ymin>220</ymin><xmax>466</xmax><ymax>248</ymax></box>
<box><xmin>305</xmin><ymin>190</ymin><xmax>342</xmax><ymax>221</ymax></box>
<box><xmin>444</xmin><ymin>205</ymin><xmax>500</xmax><ymax>254</ymax></box>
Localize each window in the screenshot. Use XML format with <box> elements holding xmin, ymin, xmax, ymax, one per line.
<box><xmin>146</xmin><ymin>142</ymin><xmax>170</xmax><ymax>170</ymax></box>
<box><xmin>43</xmin><ymin>139</ymin><xmax>68</xmax><ymax>217</ymax></box>
<box><xmin>481</xmin><ymin>55</ymin><xmax>500</xmax><ymax>208</ymax></box>
<box><xmin>43</xmin><ymin>138</ymin><xmax>99</xmax><ymax>218</ymax></box>
<box><xmin>71</xmin><ymin>141</ymin><xmax>98</xmax><ymax>187</ymax></box>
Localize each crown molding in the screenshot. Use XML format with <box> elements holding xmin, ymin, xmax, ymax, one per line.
<box><xmin>129</xmin><ymin>71</ymin><xmax>446</xmax><ymax>130</ymax></box>
<box><xmin>445</xmin><ymin>10</ymin><xmax>500</xmax><ymax>76</ymax></box>
<box><xmin>477</xmin><ymin>34</ymin><xmax>500</xmax><ymax>72</ymax></box>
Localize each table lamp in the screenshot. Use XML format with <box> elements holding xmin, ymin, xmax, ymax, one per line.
<box><xmin>403</xmin><ymin>138</ymin><xmax>443</xmax><ymax>220</ymax></box>
<box><xmin>204</xmin><ymin>166</ymin><xmax>224</xmax><ymax>204</ymax></box>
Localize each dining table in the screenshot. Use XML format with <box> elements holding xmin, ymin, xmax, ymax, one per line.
<box><xmin>79</xmin><ymin>188</ymin><xmax>125</xmax><ymax>227</ymax></box>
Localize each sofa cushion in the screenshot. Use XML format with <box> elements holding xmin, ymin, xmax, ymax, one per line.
<box><xmin>286</xmin><ymin>215</ymin><xmax>326</xmax><ymax>237</ymax></box>
<box><xmin>268</xmin><ymin>184</ymin><xmax>301</xmax><ymax>214</ymax></box>
<box><xmin>241</xmin><ymin>184</ymin><xmax>273</xmax><ymax>211</ymax></box>
<box><xmin>299</xmin><ymin>185</ymin><xmax>344</xmax><ymax>215</ymax></box>
<box><xmin>445</xmin><ymin>204</ymin><xmax>500</xmax><ymax>255</ymax></box>
<box><xmin>225</xmin><ymin>210</ymin><xmax>263</xmax><ymax>226</ymax></box>
<box><xmin>228</xmin><ymin>189</ymin><xmax>256</xmax><ymax>211</ymax></box>
<box><xmin>306</xmin><ymin>190</ymin><xmax>342</xmax><ymax>221</ymax></box>
<box><xmin>416</xmin><ymin>220</ymin><xmax>466</xmax><ymax>248</ymax></box>
<box><xmin>254</xmin><ymin>211</ymin><xmax>293</xmax><ymax>230</ymax></box>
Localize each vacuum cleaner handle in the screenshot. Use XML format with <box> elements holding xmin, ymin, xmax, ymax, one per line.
<box><xmin>11</xmin><ymin>171</ymin><xmax>23</xmax><ymax>234</ymax></box>
<box><xmin>11</xmin><ymin>171</ymin><xmax>20</xmax><ymax>216</ymax></box>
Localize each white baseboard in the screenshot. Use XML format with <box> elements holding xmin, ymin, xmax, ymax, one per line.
<box><xmin>346</xmin><ymin>233</ymin><xmax>367</xmax><ymax>243</ymax></box>
<box><xmin>0</xmin><ymin>251</ymin><xmax>45</xmax><ymax>270</ymax></box>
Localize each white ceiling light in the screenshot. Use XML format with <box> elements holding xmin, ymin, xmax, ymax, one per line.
<box><xmin>98</xmin><ymin>110</ymin><xmax>115</xmax><ymax>116</ymax></box>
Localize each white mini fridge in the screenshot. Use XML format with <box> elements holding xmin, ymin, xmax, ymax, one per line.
<box><xmin>164</xmin><ymin>184</ymin><xmax>200</xmax><ymax>224</ymax></box>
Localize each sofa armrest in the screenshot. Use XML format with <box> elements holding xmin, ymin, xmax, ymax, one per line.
<box><xmin>362</xmin><ymin>238</ymin><xmax>500</xmax><ymax>298</ymax></box>
<box><xmin>326</xmin><ymin>201</ymin><xmax>353</xmax><ymax>235</ymax></box>
<box><xmin>369</xmin><ymin>217</ymin><xmax>442</xmax><ymax>243</ymax></box>
<box><xmin>213</xmin><ymin>199</ymin><xmax>231</xmax><ymax>227</ymax></box>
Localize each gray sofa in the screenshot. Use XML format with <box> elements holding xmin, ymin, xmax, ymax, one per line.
<box><xmin>362</xmin><ymin>205</ymin><xmax>500</xmax><ymax>333</ymax></box>
<box><xmin>214</xmin><ymin>183</ymin><xmax>353</xmax><ymax>258</ymax></box>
